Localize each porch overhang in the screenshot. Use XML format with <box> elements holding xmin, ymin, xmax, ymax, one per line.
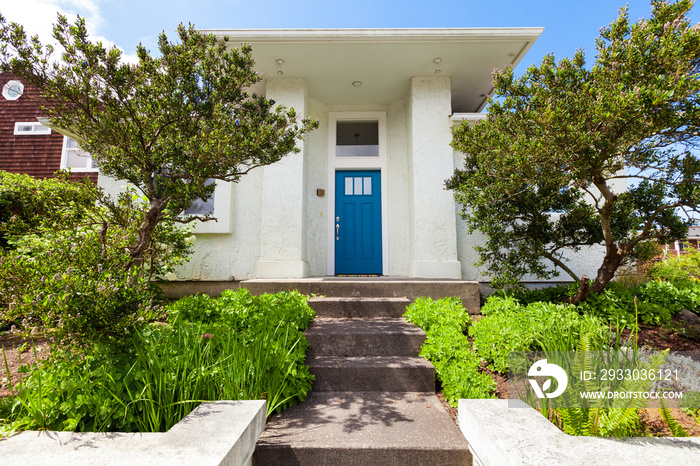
<box><xmin>202</xmin><ymin>28</ymin><xmax>543</xmax><ymax>113</ymax></box>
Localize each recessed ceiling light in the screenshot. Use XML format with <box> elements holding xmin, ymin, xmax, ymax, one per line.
<box><xmin>352</xmin><ymin>81</ymin><xmax>362</xmax><ymax>87</ymax></box>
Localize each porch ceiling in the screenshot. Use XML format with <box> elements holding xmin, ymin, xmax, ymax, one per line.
<box><xmin>202</xmin><ymin>28</ymin><xmax>543</xmax><ymax>113</ymax></box>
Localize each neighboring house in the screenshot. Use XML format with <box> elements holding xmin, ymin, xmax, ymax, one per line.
<box><xmin>665</xmin><ymin>226</ymin><xmax>700</xmax><ymax>257</ymax></box>
<box><xmin>0</xmin><ymin>73</ymin><xmax>97</xmax><ymax>184</ymax></box>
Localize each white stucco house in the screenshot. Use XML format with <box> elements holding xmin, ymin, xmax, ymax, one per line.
<box><xmin>103</xmin><ymin>27</ymin><xmax>611</xmax><ymax>283</ymax></box>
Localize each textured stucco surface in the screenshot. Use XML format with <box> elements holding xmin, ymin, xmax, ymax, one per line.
<box><xmin>407</xmin><ymin>77</ymin><xmax>462</xmax><ymax>278</ymax></box>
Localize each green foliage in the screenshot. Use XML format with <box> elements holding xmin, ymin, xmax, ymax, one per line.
<box><xmin>0</xmin><ymin>289</ymin><xmax>315</xmax><ymax>434</ymax></box>
<box><xmin>542</xmin><ymin>343</ymin><xmax>665</xmax><ymax>437</ymax></box>
<box><xmin>679</xmin><ymin>391</ymin><xmax>700</xmax><ymax>424</ymax></box>
<box><xmin>472</xmin><ymin>296</ymin><xmax>610</xmax><ymax>373</ymax></box>
<box><xmin>0</xmin><ymin>171</ymin><xmax>96</xmax><ymax>250</ymax></box>
<box><xmin>635</xmin><ymin>280</ymin><xmax>700</xmax><ymax>314</ymax></box>
<box><xmin>0</xmin><ymin>14</ymin><xmax>318</xmax><ymax>266</ymax></box>
<box><xmin>0</xmin><ymin>182</ymin><xmax>192</xmax><ymax>345</ymax></box>
<box><xmin>577</xmin><ymin>283</ymin><xmax>669</xmax><ymax>328</ymax></box>
<box><xmin>495</xmin><ymin>283</ymin><xmax>574</xmax><ymax>305</ymax></box>
<box><xmin>575</xmin><ymin>280</ymin><xmax>700</xmax><ymax>328</ymax></box>
<box><xmin>447</xmin><ymin>0</ymin><xmax>700</xmax><ymax>299</ymax></box>
<box><xmin>659</xmin><ymin>398</ymin><xmax>690</xmax><ymax>437</ymax></box>
<box><xmin>648</xmin><ymin>249</ymin><xmax>700</xmax><ymax>281</ymax></box>
<box><xmin>404</xmin><ymin>297</ymin><xmax>495</xmax><ymax>404</ymax></box>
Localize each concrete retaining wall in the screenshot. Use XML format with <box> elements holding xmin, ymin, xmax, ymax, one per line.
<box><xmin>458</xmin><ymin>399</ymin><xmax>700</xmax><ymax>466</ymax></box>
<box><xmin>0</xmin><ymin>400</ymin><xmax>266</xmax><ymax>466</ymax></box>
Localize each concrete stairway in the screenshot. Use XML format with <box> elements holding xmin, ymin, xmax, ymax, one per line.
<box><xmin>253</xmin><ymin>283</ymin><xmax>472</xmax><ymax>465</ymax></box>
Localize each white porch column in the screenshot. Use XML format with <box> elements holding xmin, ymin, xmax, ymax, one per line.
<box><xmin>407</xmin><ymin>77</ymin><xmax>462</xmax><ymax>278</ymax></box>
<box><xmin>254</xmin><ymin>78</ymin><xmax>310</xmax><ymax>278</ymax></box>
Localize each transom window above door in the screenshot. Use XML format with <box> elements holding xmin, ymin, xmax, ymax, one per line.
<box><xmin>336</xmin><ymin>120</ymin><xmax>379</xmax><ymax>157</ymax></box>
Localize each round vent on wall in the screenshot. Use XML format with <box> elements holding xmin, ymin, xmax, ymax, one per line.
<box><xmin>2</xmin><ymin>80</ymin><xmax>24</xmax><ymax>100</ymax></box>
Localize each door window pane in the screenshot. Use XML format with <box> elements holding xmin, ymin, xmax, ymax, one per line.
<box><xmin>354</xmin><ymin>177</ymin><xmax>363</xmax><ymax>195</ymax></box>
<box><xmin>363</xmin><ymin>177</ymin><xmax>372</xmax><ymax>195</ymax></box>
<box><xmin>345</xmin><ymin>177</ymin><xmax>353</xmax><ymax>195</ymax></box>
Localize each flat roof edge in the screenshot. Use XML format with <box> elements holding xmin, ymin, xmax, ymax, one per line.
<box><xmin>201</xmin><ymin>27</ymin><xmax>545</xmax><ymax>43</ymax></box>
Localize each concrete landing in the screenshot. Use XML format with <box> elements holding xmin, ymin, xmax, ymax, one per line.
<box><xmin>254</xmin><ymin>392</ymin><xmax>471</xmax><ymax>466</ymax></box>
<box><xmin>158</xmin><ymin>278</ymin><xmax>480</xmax><ymax>313</ymax></box>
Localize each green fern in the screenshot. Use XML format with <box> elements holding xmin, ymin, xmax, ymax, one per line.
<box><xmin>659</xmin><ymin>398</ymin><xmax>689</xmax><ymax>437</ymax></box>
<box><xmin>528</xmin><ymin>333</ymin><xmax>666</xmax><ymax>437</ymax></box>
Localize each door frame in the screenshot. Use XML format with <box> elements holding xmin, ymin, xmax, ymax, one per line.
<box><xmin>327</xmin><ymin>111</ymin><xmax>389</xmax><ymax>275</ymax></box>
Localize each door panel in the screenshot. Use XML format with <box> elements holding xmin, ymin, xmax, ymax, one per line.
<box><xmin>335</xmin><ymin>170</ymin><xmax>382</xmax><ymax>274</ymax></box>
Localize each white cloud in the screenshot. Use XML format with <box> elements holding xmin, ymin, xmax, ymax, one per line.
<box><xmin>1</xmin><ymin>0</ymin><xmax>138</xmax><ymax>63</ymax></box>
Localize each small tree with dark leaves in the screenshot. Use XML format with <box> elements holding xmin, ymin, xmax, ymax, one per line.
<box><xmin>448</xmin><ymin>0</ymin><xmax>700</xmax><ymax>303</ymax></box>
<box><xmin>0</xmin><ymin>14</ymin><xmax>318</xmax><ymax>269</ymax></box>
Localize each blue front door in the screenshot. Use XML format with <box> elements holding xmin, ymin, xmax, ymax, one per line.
<box><xmin>335</xmin><ymin>170</ymin><xmax>382</xmax><ymax>275</ymax></box>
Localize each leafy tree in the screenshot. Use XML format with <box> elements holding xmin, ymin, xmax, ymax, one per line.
<box><xmin>448</xmin><ymin>0</ymin><xmax>700</xmax><ymax>303</ymax></box>
<box><xmin>0</xmin><ymin>14</ymin><xmax>318</xmax><ymax>268</ymax></box>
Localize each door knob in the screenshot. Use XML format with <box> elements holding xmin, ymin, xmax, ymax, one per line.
<box><xmin>336</xmin><ymin>223</ymin><xmax>340</xmax><ymax>240</ymax></box>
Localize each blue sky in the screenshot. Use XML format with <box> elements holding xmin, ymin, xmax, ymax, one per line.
<box><xmin>1</xmin><ymin>0</ymin><xmax>696</xmax><ymax>74</ymax></box>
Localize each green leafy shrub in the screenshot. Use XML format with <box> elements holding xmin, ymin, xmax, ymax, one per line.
<box><xmin>577</xmin><ymin>282</ymin><xmax>676</xmax><ymax>328</ymax></box>
<box><xmin>647</xmin><ymin>249</ymin><xmax>700</xmax><ymax>281</ymax></box>
<box><xmin>1</xmin><ymin>289</ymin><xmax>315</xmax><ymax>434</ymax></box>
<box><xmin>0</xmin><ymin>170</ymin><xmax>96</xmax><ymax>250</ymax></box>
<box><xmin>471</xmin><ymin>296</ymin><xmax>609</xmax><ymax>373</ymax></box>
<box><xmin>0</xmin><ymin>187</ymin><xmax>192</xmax><ymax>344</ymax></box>
<box><xmin>635</xmin><ymin>280</ymin><xmax>700</xmax><ymax>314</ymax></box>
<box><xmin>497</xmin><ymin>283</ymin><xmax>574</xmax><ymax>305</ymax></box>
<box><xmin>404</xmin><ymin>297</ymin><xmax>495</xmax><ymax>405</ymax></box>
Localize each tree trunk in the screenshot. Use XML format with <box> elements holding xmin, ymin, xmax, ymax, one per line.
<box><xmin>571</xmin><ymin>275</ymin><xmax>590</xmax><ymax>305</ymax></box>
<box><xmin>127</xmin><ymin>197</ymin><xmax>167</xmax><ymax>271</ymax></box>
<box><xmin>570</xmin><ymin>248</ymin><xmax>624</xmax><ymax>304</ymax></box>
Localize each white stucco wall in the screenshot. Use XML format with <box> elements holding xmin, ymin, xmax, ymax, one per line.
<box><xmin>254</xmin><ymin>78</ymin><xmax>310</xmax><ymax>278</ymax></box>
<box><xmin>407</xmin><ymin>77</ymin><xmax>462</xmax><ymax>279</ymax></box>
<box><xmin>302</xmin><ymin>97</ymin><xmax>328</xmax><ymax>277</ymax></box>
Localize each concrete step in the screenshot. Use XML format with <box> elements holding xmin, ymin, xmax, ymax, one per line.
<box><xmin>306</xmin><ymin>318</ymin><xmax>426</xmax><ymax>357</ymax></box>
<box><xmin>308</xmin><ymin>356</ymin><xmax>435</xmax><ymax>392</ymax></box>
<box><xmin>241</xmin><ymin>278</ymin><xmax>480</xmax><ymax>313</ymax></box>
<box><xmin>254</xmin><ymin>391</ymin><xmax>472</xmax><ymax>466</ymax></box>
<box><xmin>308</xmin><ymin>296</ymin><xmax>410</xmax><ymax>318</ymax></box>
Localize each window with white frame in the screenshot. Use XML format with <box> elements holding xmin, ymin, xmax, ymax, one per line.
<box><xmin>61</xmin><ymin>136</ymin><xmax>97</xmax><ymax>171</ymax></box>
<box><xmin>184</xmin><ymin>178</ymin><xmax>216</xmax><ymax>216</ymax></box>
<box><xmin>336</xmin><ymin>120</ymin><xmax>379</xmax><ymax>157</ymax></box>
<box><xmin>14</xmin><ymin>122</ymin><xmax>51</xmax><ymax>135</ymax></box>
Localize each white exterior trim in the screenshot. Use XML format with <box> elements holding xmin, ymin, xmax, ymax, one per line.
<box><xmin>14</xmin><ymin>122</ymin><xmax>51</xmax><ymax>135</ymax></box>
<box><xmin>326</xmin><ymin>111</ymin><xmax>389</xmax><ymax>276</ymax></box>
<box><xmin>60</xmin><ymin>136</ymin><xmax>97</xmax><ymax>172</ymax></box>
<box><xmin>451</xmin><ymin>113</ymin><xmax>487</xmax><ymax>127</ymax></box>
<box><xmin>192</xmin><ymin>180</ymin><xmax>233</xmax><ymax>234</ymax></box>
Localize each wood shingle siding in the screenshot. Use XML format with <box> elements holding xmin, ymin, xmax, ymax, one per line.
<box><xmin>0</xmin><ymin>73</ymin><xmax>97</xmax><ymax>184</ymax></box>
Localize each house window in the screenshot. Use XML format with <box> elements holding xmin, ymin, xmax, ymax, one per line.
<box><xmin>184</xmin><ymin>179</ymin><xmax>216</xmax><ymax>216</ymax></box>
<box><xmin>2</xmin><ymin>80</ymin><xmax>23</xmax><ymax>101</ymax></box>
<box><xmin>336</xmin><ymin>121</ymin><xmax>379</xmax><ymax>157</ymax></box>
<box><xmin>14</xmin><ymin>122</ymin><xmax>51</xmax><ymax>135</ymax></box>
<box><xmin>61</xmin><ymin>137</ymin><xmax>97</xmax><ymax>171</ymax></box>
